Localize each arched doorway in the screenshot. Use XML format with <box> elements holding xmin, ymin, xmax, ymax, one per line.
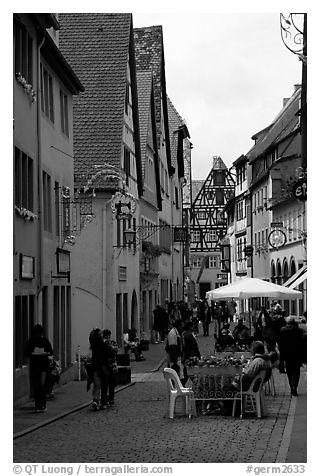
<box><xmin>276</xmin><ymin>260</ymin><xmax>282</xmax><ymax>285</ymax></box>
<box><xmin>131</xmin><ymin>290</ymin><xmax>138</xmax><ymax>330</ymax></box>
<box><xmin>271</xmin><ymin>261</ymin><xmax>276</xmax><ymax>284</ymax></box>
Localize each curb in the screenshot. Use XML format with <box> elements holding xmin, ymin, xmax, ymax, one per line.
<box><xmin>275</xmin><ymin>395</ymin><xmax>297</xmax><ymax>463</ymax></box>
<box><xmin>13</xmin><ymin>382</ymin><xmax>135</xmax><ymax>440</ymax></box>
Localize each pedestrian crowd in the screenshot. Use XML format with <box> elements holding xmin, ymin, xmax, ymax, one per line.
<box><xmin>24</xmin><ymin>298</ymin><xmax>306</xmax><ymax>414</ymax></box>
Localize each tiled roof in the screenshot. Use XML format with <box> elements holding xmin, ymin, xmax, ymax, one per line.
<box><xmin>167</xmin><ymin>96</ymin><xmax>185</xmax><ymax>168</ymax></box>
<box><xmin>134</xmin><ymin>26</ymin><xmax>172</xmax><ymax>171</ymax></box>
<box><xmin>58</xmin><ymin>13</ymin><xmax>133</xmax><ymax>181</ymax></box>
<box><xmin>136</xmin><ymin>71</ymin><xmax>153</xmax><ymax>178</ymax></box>
<box><xmin>247</xmin><ymin>87</ymin><xmax>301</xmax><ymax>163</ymax></box>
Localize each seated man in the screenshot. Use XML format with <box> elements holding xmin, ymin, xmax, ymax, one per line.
<box><xmin>232</xmin><ymin>341</ymin><xmax>272</xmax><ymax>392</ymax></box>
<box><xmin>233</xmin><ymin>319</ymin><xmax>252</xmax><ymax>347</ymax></box>
<box><xmin>214</xmin><ymin>328</ymin><xmax>236</xmax><ymax>352</ymax></box>
<box><xmin>124</xmin><ymin>329</ymin><xmax>145</xmax><ymax>361</ymax></box>
<box><xmin>216</xmin><ymin>341</ymin><xmax>272</xmax><ymax>416</ymax></box>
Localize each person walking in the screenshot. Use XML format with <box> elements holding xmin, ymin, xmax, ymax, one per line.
<box><xmin>152</xmin><ymin>304</ymin><xmax>168</xmax><ymax>343</ymax></box>
<box><xmin>89</xmin><ymin>328</ymin><xmax>109</xmax><ymax>410</ymax></box>
<box><xmin>26</xmin><ymin>324</ymin><xmax>53</xmax><ymax>413</ymax></box>
<box><xmin>278</xmin><ymin>316</ymin><xmax>305</xmax><ymax>396</ymax></box>
<box><xmin>202</xmin><ymin>300</ymin><xmax>211</xmax><ymax>336</ymax></box>
<box><xmin>191</xmin><ymin>301</ymin><xmax>199</xmax><ymax>335</ymax></box>
<box><xmin>102</xmin><ymin>329</ymin><xmax>118</xmax><ymax>406</ymax></box>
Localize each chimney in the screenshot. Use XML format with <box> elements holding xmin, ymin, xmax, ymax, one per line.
<box><xmin>294</xmin><ymin>84</ymin><xmax>301</xmax><ymax>92</ymax></box>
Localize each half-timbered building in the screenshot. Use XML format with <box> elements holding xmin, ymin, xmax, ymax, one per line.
<box><xmin>189</xmin><ymin>157</ymin><xmax>235</xmax><ymax>299</ymax></box>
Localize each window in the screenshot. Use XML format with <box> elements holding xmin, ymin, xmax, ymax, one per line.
<box><xmin>207</xmin><ymin>230</ymin><xmax>217</xmax><ymax>242</ymax></box>
<box><xmin>215</xmin><ymin>189</ymin><xmax>224</xmax><ymax>205</ymax></box>
<box><xmin>175</xmin><ymin>187</ymin><xmax>179</xmax><ymax>208</ymax></box>
<box><xmin>209</xmin><ymin>256</ymin><xmax>219</xmax><ymax>268</ymax></box>
<box><xmin>192</xmin><ymin>229</ymin><xmax>201</xmax><ymax>242</ymax></box>
<box><xmin>43</xmin><ymin>171</ymin><xmax>52</xmax><ymax>232</ymax></box>
<box><xmin>236</xmin><ymin>236</ymin><xmax>246</xmax><ymax>261</ymax></box>
<box><xmin>159</xmin><ymin>220</ymin><xmax>171</xmax><ymax>253</ymax></box>
<box><xmin>14</xmin><ymin>22</ymin><xmax>33</xmax><ymax>85</ymax></box>
<box><xmin>214</xmin><ymin>171</ymin><xmax>225</xmax><ymax>185</ymax></box>
<box><xmin>60</xmin><ymin>89</ymin><xmax>69</xmax><ymax>136</ymax></box>
<box><xmin>40</xmin><ymin>63</ymin><xmax>54</xmax><ymax>122</ymax></box>
<box><xmin>191</xmin><ymin>257</ymin><xmax>201</xmax><ymax>268</ymax></box>
<box><xmin>236</xmin><ymin>200</ymin><xmax>245</xmax><ymax>220</ymax></box>
<box><xmin>124</xmin><ymin>147</ymin><xmax>130</xmax><ymax>185</ymax></box>
<box><xmin>14</xmin><ymin>147</ymin><xmax>34</xmax><ymax>212</ymax></box>
<box><xmin>198</xmin><ymin>211</ymin><xmax>206</xmax><ymax>220</ymax></box>
<box><xmin>15</xmin><ymin>295</ymin><xmax>35</xmax><ymax>368</ymax></box>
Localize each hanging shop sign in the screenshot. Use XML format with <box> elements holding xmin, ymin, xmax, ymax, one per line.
<box><xmin>270</xmin><ymin>222</ymin><xmax>284</xmax><ymax>228</ymax></box>
<box><xmin>292</xmin><ymin>179</ymin><xmax>307</xmax><ymax>201</ymax></box>
<box><xmin>268</xmin><ymin>229</ymin><xmax>287</xmax><ymax>249</ymax></box>
<box><xmin>111</xmin><ymin>191</ymin><xmax>138</xmax><ymax>219</ymax></box>
<box><xmin>173</xmin><ymin>227</ymin><xmax>188</xmax><ymax>242</ymax></box>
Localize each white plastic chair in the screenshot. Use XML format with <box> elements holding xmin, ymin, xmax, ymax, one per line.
<box><xmin>241</xmin><ymin>370</ymin><xmax>267</xmax><ymax>418</ymax></box>
<box><xmin>163</xmin><ymin>367</ymin><xmax>195</xmax><ymax>419</ymax></box>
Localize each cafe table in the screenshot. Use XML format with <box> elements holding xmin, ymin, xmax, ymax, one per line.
<box><xmin>187</xmin><ymin>364</ymin><xmax>244</xmax><ymax>418</ymax></box>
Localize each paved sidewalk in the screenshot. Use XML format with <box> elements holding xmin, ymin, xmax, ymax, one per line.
<box><xmin>13</xmin><ymin>342</ymin><xmax>166</xmax><ymax>438</ymax></box>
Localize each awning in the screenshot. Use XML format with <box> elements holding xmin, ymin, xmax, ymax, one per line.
<box><xmin>284</xmin><ymin>264</ymin><xmax>307</xmax><ymax>289</ymax></box>
<box><xmin>289</xmin><ymin>270</ymin><xmax>307</xmax><ymax>289</ymax></box>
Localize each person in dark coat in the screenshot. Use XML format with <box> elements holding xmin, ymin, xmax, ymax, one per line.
<box><xmin>26</xmin><ymin>324</ymin><xmax>53</xmax><ymax>413</ymax></box>
<box><xmin>201</xmin><ymin>301</ymin><xmax>211</xmax><ymax>336</ymax></box>
<box><xmin>152</xmin><ymin>305</ymin><xmax>168</xmax><ymax>343</ymax></box>
<box><xmin>182</xmin><ymin>321</ymin><xmax>201</xmax><ymax>362</ymax></box>
<box><xmin>278</xmin><ymin>316</ymin><xmax>305</xmax><ymax>396</ymax></box>
<box><xmin>233</xmin><ymin>319</ymin><xmax>251</xmax><ymax>347</ymax></box>
<box><xmin>214</xmin><ymin>328</ymin><xmax>236</xmax><ymax>352</ymax></box>
<box><xmin>102</xmin><ymin>329</ymin><xmax>118</xmax><ymax>406</ymax></box>
<box><xmin>89</xmin><ymin>328</ymin><xmax>110</xmax><ymax>410</ymax></box>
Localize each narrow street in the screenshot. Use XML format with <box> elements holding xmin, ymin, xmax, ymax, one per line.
<box><xmin>13</xmin><ymin>333</ymin><xmax>306</xmax><ymax>463</ymax></box>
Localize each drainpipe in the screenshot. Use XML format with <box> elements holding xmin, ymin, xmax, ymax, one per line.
<box><xmin>36</xmin><ymin>34</ymin><xmax>46</xmax><ymax>313</ymax></box>
<box><xmin>102</xmin><ymin>197</ymin><xmax>113</xmax><ymax>330</ymax></box>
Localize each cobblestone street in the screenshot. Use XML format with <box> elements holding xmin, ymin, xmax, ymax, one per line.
<box><xmin>13</xmin><ymin>334</ymin><xmax>307</xmax><ymax>464</ymax></box>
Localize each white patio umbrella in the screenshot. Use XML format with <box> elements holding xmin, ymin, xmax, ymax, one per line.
<box><xmin>206</xmin><ymin>277</ymin><xmax>302</xmax><ymax>301</ymax></box>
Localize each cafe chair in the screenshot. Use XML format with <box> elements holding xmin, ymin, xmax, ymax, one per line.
<box><xmin>241</xmin><ymin>370</ymin><xmax>267</xmax><ymax>418</ymax></box>
<box><xmin>163</xmin><ymin>367</ymin><xmax>195</xmax><ymax>419</ymax></box>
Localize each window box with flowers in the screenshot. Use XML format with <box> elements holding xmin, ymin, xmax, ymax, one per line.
<box><xmin>15</xmin><ymin>72</ymin><xmax>37</xmax><ymax>103</ymax></box>
<box><xmin>15</xmin><ymin>205</ymin><xmax>38</xmax><ymax>221</ymax></box>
